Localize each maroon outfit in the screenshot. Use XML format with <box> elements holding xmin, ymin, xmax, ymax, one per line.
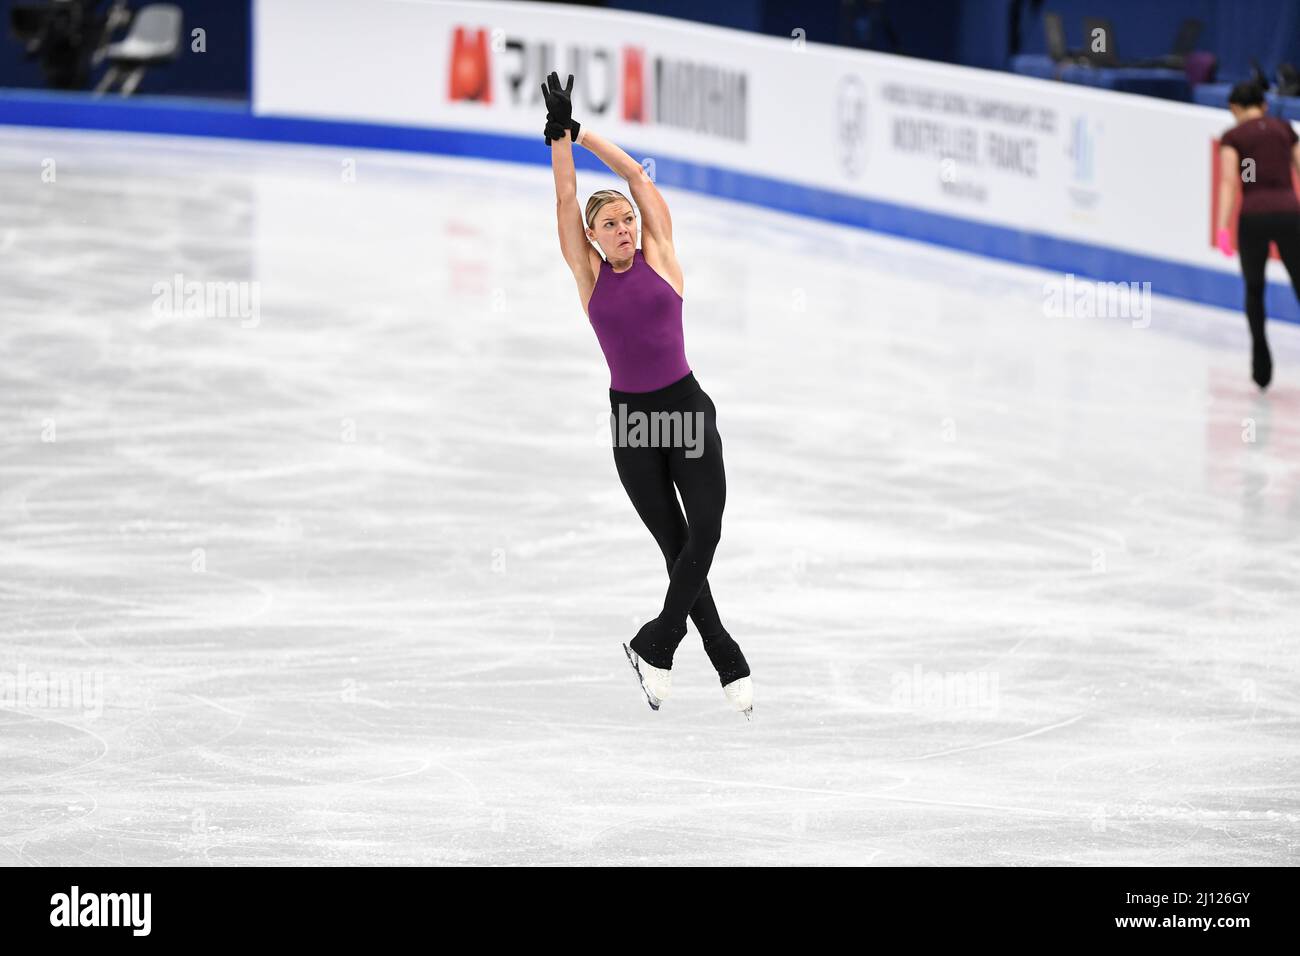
<box><xmin>1220</xmin><ymin>115</ymin><xmax>1300</xmax><ymax>215</ymax></box>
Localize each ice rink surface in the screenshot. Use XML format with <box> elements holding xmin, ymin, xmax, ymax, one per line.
<box><xmin>1</xmin><ymin>127</ymin><xmax>1297</xmax><ymax>865</ymax></box>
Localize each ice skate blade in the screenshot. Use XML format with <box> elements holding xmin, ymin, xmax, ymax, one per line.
<box><xmin>623</xmin><ymin>642</ymin><xmax>661</xmax><ymax>711</ymax></box>
<box><xmin>722</xmin><ymin>676</ymin><xmax>753</xmax><ymax>718</ymax></box>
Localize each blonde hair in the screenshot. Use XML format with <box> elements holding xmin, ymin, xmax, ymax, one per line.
<box><xmin>584</xmin><ymin>189</ymin><xmax>635</xmax><ymax>231</ymax></box>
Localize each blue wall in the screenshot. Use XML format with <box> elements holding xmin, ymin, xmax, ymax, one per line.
<box><xmin>614</xmin><ymin>0</ymin><xmax>961</xmax><ymax>61</ymax></box>
<box><xmin>1</xmin><ymin>0</ymin><xmax>250</xmax><ymax>96</ymax></box>
<box><xmin>1012</xmin><ymin>0</ymin><xmax>1299</xmax><ymax>82</ymax></box>
<box><xmin>609</xmin><ymin>0</ymin><xmax>763</xmax><ymax>31</ymax></box>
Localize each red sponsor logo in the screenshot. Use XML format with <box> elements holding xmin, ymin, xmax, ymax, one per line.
<box><xmin>450</xmin><ymin>26</ymin><xmax>491</xmax><ymax>103</ymax></box>
<box><xmin>623</xmin><ymin>47</ymin><xmax>645</xmax><ymax>123</ymax></box>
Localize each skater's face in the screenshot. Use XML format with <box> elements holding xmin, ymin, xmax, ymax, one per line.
<box><xmin>587</xmin><ymin>200</ymin><xmax>637</xmax><ymax>260</ymax></box>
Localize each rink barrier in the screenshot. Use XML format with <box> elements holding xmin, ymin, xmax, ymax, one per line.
<box><xmin>2</xmin><ymin>88</ymin><xmax>1295</xmax><ymax>324</ymax></box>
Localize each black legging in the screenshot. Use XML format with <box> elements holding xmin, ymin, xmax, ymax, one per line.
<box><xmin>1238</xmin><ymin>211</ymin><xmax>1300</xmax><ymax>333</ymax></box>
<box><xmin>610</xmin><ymin>372</ymin><xmax>748</xmax><ymax>684</ymax></box>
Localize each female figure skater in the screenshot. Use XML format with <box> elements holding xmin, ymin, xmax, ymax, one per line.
<box><xmin>1215</xmin><ymin>79</ymin><xmax>1300</xmax><ymax>389</ymax></box>
<box><xmin>541</xmin><ymin>72</ymin><xmax>752</xmax><ymax>718</ymax></box>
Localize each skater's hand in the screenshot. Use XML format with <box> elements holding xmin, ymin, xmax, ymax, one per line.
<box><xmin>540</xmin><ymin>72</ymin><xmax>573</xmax><ymax>124</ymax></box>
<box><xmin>1215</xmin><ymin>227</ymin><xmax>1234</xmax><ymax>257</ymax></box>
<box><xmin>541</xmin><ymin>72</ymin><xmax>581</xmax><ymax>143</ymax></box>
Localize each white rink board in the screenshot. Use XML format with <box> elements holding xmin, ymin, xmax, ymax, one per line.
<box><xmin>253</xmin><ymin>0</ymin><xmax>1296</xmax><ymax>279</ymax></box>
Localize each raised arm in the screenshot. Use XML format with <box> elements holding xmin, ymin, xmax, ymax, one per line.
<box><xmin>579</xmin><ymin>128</ymin><xmax>673</xmax><ymax>246</ymax></box>
<box><xmin>551</xmin><ymin>132</ymin><xmax>592</xmax><ymax>277</ymax></box>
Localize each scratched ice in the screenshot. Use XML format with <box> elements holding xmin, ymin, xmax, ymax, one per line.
<box><xmin>1</xmin><ymin>127</ymin><xmax>1297</xmax><ymax>865</ymax></box>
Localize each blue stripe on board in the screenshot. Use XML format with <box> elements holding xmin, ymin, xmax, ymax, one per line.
<box><xmin>2</xmin><ymin>89</ymin><xmax>1295</xmax><ymax>323</ymax></box>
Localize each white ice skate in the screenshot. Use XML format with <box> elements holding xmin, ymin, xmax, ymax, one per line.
<box><xmin>623</xmin><ymin>643</ymin><xmax>671</xmax><ymax>710</ymax></box>
<box><xmin>723</xmin><ymin>676</ymin><xmax>753</xmax><ymax>721</ymax></box>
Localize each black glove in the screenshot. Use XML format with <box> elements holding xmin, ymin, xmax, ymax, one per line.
<box><xmin>544</xmin><ymin>117</ymin><xmax>567</xmax><ymax>145</ymax></box>
<box><xmin>540</xmin><ymin>71</ymin><xmax>581</xmax><ymax>142</ymax></box>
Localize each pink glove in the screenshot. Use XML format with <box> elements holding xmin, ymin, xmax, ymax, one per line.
<box><xmin>1215</xmin><ymin>228</ymin><xmax>1234</xmax><ymax>257</ymax></box>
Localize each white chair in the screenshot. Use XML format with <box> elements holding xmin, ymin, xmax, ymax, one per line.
<box><xmin>93</xmin><ymin>3</ymin><xmax>181</xmax><ymax>96</ymax></box>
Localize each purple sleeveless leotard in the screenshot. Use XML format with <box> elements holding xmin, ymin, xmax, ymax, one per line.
<box><xmin>586</xmin><ymin>248</ymin><xmax>691</xmax><ymax>393</ymax></box>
